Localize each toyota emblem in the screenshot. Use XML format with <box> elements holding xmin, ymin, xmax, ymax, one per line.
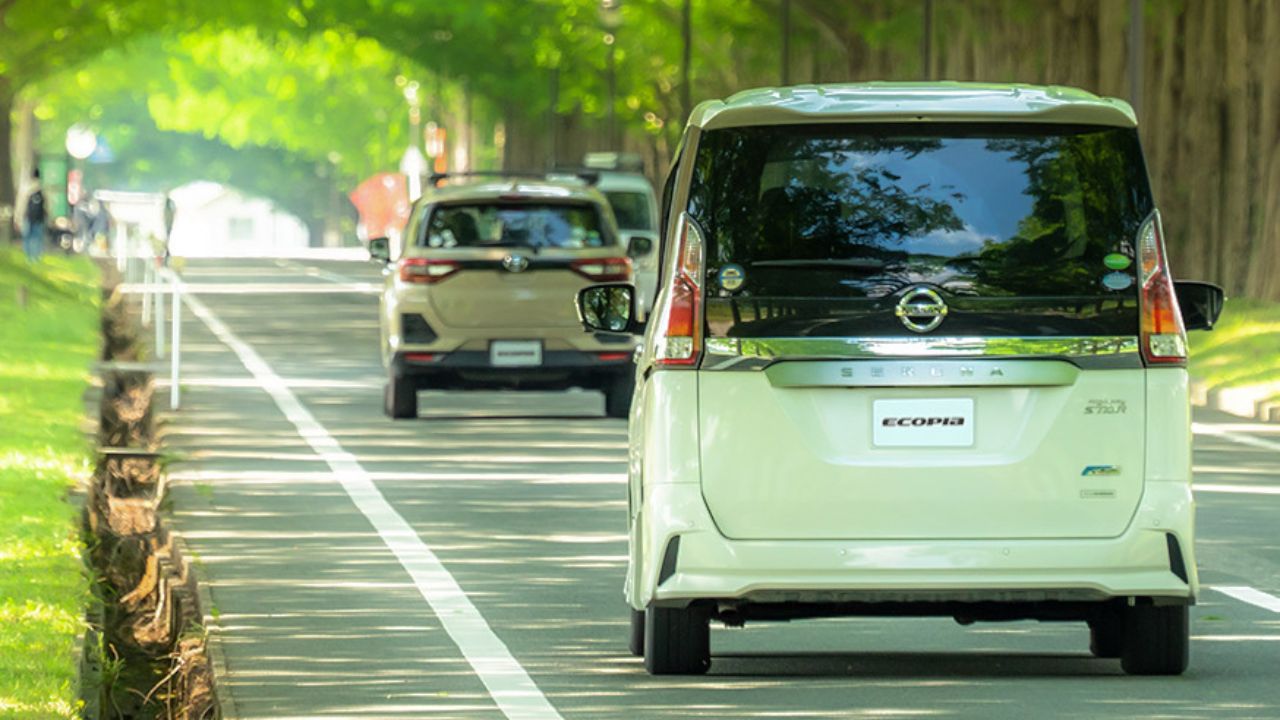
<box><xmin>895</xmin><ymin>286</ymin><xmax>948</xmax><ymax>333</ymax></box>
<box><xmin>502</xmin><ymin>254</ymin><xmax>530</xmax><ymax>273</ymax></box>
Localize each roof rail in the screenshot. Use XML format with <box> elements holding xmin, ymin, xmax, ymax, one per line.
<box><xmin>427</xmin><ymin>171</ymin><xmax>599</xmax><ymax>188</ymax></box>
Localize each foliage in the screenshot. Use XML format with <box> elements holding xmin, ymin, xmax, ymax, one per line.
<box><xmin>1189</xmin><ymin>298</ymin><xmax>1280</xmax><ymax>390</ymax></box>
<box><xmin>0</xmin><ymin>249</ymin><xmax>99</xmax><ymax>720</ymax></box>
<box><xmin>29</xmin><ymin>28</ymin><xmax>443</xmax><ymax>224</ymax></box>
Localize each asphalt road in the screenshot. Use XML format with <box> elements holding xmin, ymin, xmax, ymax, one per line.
<box><xmin>163</xmin><ymin>257</ymin><xmax>1280</xmax><ymax>720</ymax></box>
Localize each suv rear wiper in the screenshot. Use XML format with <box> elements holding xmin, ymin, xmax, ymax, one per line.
<box><xmin>751</xmin><ymin>258</ymin><xmax>886</xmax><ymax>271</ymax></box>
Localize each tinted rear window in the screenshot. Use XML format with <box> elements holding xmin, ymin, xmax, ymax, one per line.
<box><xmin>688</xmin><ymin>123</ymin><xmax>1153</xmax><ymax>338</ymax></box>
<box><xmin>421</xmin><ymin>203</ymin><xmax>611</xmax><ymax>249</ymax></box>
<box><xmin>604</xmin><ymin>191</ymin><xmax>654</xmax><ymax>231</ymax></box>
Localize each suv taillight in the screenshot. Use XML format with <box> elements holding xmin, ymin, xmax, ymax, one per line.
<box><xmin>399</xmin><ymin>257</ymin><xmax>460</xmax><ymax>284</ymax></box>
<box><xmin>571</xmin><ymin>257</ymin><xmax>632</xmax><ymax>282</ymax></box>
<box><xmin>1137</xmin><ymin>211</ymin><xmax>1187</xmax><ymax>366</ymax></box>
<box><xmin>652</xmin><ymin>212</ymin><xmax>705</xmax><ymax>367</ymax></box>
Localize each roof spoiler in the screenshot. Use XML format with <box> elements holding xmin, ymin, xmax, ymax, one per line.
<box><xmin>428</xmin><ymin>171</ymin><xmax>599</xmax><ymax>188</ymax></box>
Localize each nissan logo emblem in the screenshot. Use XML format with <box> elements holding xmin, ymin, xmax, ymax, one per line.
<box><xmin>502</xmin><ymin>254</ymin><xmax>530</xmax><ymax>273</ymax></box>
<box><xmin>895</xmin><ymin>286</ymin><xmax>948</xmax><ymax>333</ymax></box>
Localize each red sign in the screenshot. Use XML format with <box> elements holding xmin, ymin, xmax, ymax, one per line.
<box><xmin>67</xmin><ymin>169</ymin><xmax>84</xmax><ymax>206</ymax></box>
<box><xmin>349</xmin><ymin>173</ymin><xmax>411</xmax><ymax>242</ymax></box>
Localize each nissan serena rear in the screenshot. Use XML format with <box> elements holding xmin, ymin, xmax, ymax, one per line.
<box><xmin>575</xmin><ymin>83</ymin><xmax>1224</xmax><ymax>676</ymax></box>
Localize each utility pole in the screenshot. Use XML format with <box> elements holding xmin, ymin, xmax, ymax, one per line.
<box><xmin>681</xmin><ymin>0</ymin><xmax>692</xmax><ymax>122</ymax></box>
<box><xmin>1128</xmin><ymin>0</ymin><xmax>1143</xmax><ymax>120</ymax></box>
<box><xmin>781</xmin><ymin>0</ymin><xmax>791</xmax><ymax>86</ymax></box>
<box><xmin>922</xmin><ymin>0</ymin><xmax>933</xmax><ymax>81</ymax></box>
<box><xmin>548</xmin><ymin>67</ymin><xmax>560</xmax><ymax>169</ymax></box>
<box><xmin>601</xmin><ymin>0</ymin><xmax>623</xmax><ymax>149</ymax></box>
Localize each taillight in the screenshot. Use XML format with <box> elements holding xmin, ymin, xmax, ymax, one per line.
<box><xmin>652</xmin><ymin>212</ymin><xmax>705</xmax><ymax>367</ymax></box>
<box><xmin>399</xmin><ymin>257</ymin><xmax>460</xmax><ymax>284</ymax></box>
<box><xmin>1137</xmin><ymin>211</ymin><xmax>1187</xmax><ymax>366</ymax></box>
<box><xmin>571</xmin><ymin>257</ymin><xmax>632</xmax><ymax>282</ymax></box>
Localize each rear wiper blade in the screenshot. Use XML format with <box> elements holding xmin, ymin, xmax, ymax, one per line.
<box><xmin>751</xmin><ymin>258</ymin><xmax>886</xmax><ymax>271</ymax></box>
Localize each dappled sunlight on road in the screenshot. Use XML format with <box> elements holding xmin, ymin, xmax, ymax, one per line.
<box><xmin>152</xmin><ymin>260</ymin><xmax>1280</xmax><ymax>719</ymax></box>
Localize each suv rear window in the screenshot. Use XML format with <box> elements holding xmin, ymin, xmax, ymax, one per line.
<box><xmin>604</xmin><ymin>191</ymin><xmax>654</xmax><ymax>231</ymax></box>
<box><xmin>688</xmin><ymin>123</ymin><xmax>1154</xmax><ymax>338</ymax></box>
<box><xmin>421</xmin><ymin>203</ymin><xmax>611</xmax><ymax>249</ymax></box>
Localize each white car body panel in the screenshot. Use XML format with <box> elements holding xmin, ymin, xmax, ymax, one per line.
<box><xmin>628</xmin><ymin>367</ymin><xmax>1197</xmax><ymax>610</ymax></box>
<box><xmin>696</xmin><ymin>363</ymin><xmax>1147</xmax><ymax>541</ymax></box>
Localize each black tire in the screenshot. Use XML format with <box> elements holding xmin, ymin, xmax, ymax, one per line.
<box><xmin>1120</xmin><ymin>604</ymin><xmax>1189</xmax><ymax>675</ymax></box>
<box><xmin>643</xmin><ymin>604</ymin><xmax>710</xmax><ymax>675</ymax></box>
<box><xmin>628</xmin><ymin>608</ymin><xmax>645</xmax><ymax>657</ymax></box>
<box><xmin>1088</xmin><ymin>611</ymin><xmax>1123</xmax><ymax>659</ymax></box>
<box><xmin>385</xmin><ymin>373</ymin><xmax>418</xmax><ymax>419</ymax></box>
<box><xmin>604</xmin><ymin>372</ymin><xmax>635</xmax><ymax>419</ymax></box>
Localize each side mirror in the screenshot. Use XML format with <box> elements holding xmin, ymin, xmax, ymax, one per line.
<box><xmin>368</xmin><ymin>237</ymin><xmax>391</xmax><ymax>263</ymax></box>
<box><xmin>1175</xmin><ymin>280</ymin><xmax>1225</xmax><ymax>331</ymax></box>
<box><xmin>624</xmin><ymin>232</ymin><xmax>656</xmax><ymax>259</ymax></box>
<box><xmin>576</xmin><ymin>283</ymin><xmax>640</xmax><ymax>334</ymax></box>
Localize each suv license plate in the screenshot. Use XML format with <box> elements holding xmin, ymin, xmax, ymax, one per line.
<box><xmin>873</xmin><ymin>398</ymin><xmax>974</xmax><ymax>447</ymax></box>
<box><xmin>490</xmin><ymin>341</ymin><xmax>543</xmax><ymax>367</ymax></box>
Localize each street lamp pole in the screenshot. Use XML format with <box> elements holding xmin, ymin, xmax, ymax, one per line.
<box><xmin>922</xmin><ymin>0</ymin><xmax>934</xmax><ymax>81</ymax></box>
<box><xmin>600</xmin><ymin>0</ymin><xmax>622</xmax><ymax>150</ymax></box>
<box><xmin>681</xmin><ymin>0</ymin><xmax>692</xmax><ymax>123</ymax></box>
<box><xmin>1128</xmin><ymin>0</ymin><xmax>1143</xmax><ymax>119</ymax></box>
<box><xmin>781</xmin><ymin>0</ymin><xmax>791</xmax><ymax>86</ymax></box>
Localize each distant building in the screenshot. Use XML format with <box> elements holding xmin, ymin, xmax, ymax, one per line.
<box><xmin>168</xmin><ymin>182</ymin><xmax>309</xmax><ymax>257</ymax></box>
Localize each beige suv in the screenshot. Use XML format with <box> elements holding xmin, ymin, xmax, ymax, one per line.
<box><xmin>370</xmin><ymin>173</ymin><xmax>640</xmax><ymax>420</ymax></box>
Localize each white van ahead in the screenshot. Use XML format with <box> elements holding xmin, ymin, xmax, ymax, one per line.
<box><xmin>575</xmin><ymin>83</ymin><xmax>1224</xmax><ymax>676</ymax></box>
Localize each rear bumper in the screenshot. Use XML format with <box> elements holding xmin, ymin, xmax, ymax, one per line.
<box><xmin>634</xmin><ymin>481</ymin><xmax>1198</xmax><ymax>610</ymax></box>
<box><xmin>393</xmin><ymin>350</ymin><xmax>633</xmax><ymax>389</ymax></box>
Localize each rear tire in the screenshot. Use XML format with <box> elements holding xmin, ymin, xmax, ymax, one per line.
<box><xmin>1120</xmin><ymin>604</ymin><xmax>1189</xmax><ymax>675</ymax></box>
<box><xmin>1088</xmin><ymin>611</ymin><xmax>1123</xmax><ymax>659</ymax></box>
<box><xmin>604</xmin><ymin>372</ymin><xmax>635</xmax><ymax>419</ymax></box>
<box><xmin>385</xmin><ymin>373</ymin><xmax>418</xmax><ymax>419</ymax></box>
<box><xmin>643</xmin><ymin>605</ymin><xmax>710</xmax><ymax>675</ymax></box>
<box><xmin>628</xmin><ymin>608</ymin><xmax>645</xmax><ymax>657</ymax></box>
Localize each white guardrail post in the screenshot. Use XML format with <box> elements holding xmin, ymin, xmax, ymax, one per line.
<box><xmin>167</xmin><ymin>268</ymin><xmax>182</xmax><ymax>410</ymax></box>
<box><xmin>154</xmin><ymin>264</ymin><xmax>166</xmax><ymax>360</ymax></box>
<box><xmin>141</xmin><ymin>262</ymin><xmax>153</xmax><ymax>328</ymax></box>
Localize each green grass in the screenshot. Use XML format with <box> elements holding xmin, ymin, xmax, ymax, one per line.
<box><xmin>0</xmin><ymin>248</ymin><xmax>100</xmax><ymax>719</ymax></box>
<box><xmin>1188</xmin><ymin>297</ymin><xmax>1280</xmax><ymax>390</ymax></box>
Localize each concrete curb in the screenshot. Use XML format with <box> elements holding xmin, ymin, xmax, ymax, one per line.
<box><xmin>1191</xmin><ymin>378</ymin><xmax>1280</xmax><ymax>422</ymax></box>
<box><xmin>171</xmin><ymin>529</ymin><xmax>240</xmax><ymax>720</ymax></box>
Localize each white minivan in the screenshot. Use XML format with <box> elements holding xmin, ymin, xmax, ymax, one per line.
<box><xmin>575</xmin><ymin>83</ymin><xmax>1224</xmax><ymax>676</ymax></box>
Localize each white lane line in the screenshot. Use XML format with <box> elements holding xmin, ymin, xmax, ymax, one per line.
<box><xmin>1193</xmin><ymin>422</ymin><xmax>1280</xmax><ymax>452</ymax></box>
<box><xmin>118</xmin><ymin>282</ymin><xmax>378</xmax><ymax>295</ymax></box>
<box><xmin>275</xmin><ymin>258</ymin><xmax>369</xmax><ymax>286</ymax></box>
<box><xmin>183</xmin><ymin>293</ymin><xmax>563</xmax><ymax>720</ymax></box>
<box><xmin>1194</xmin><ymin>483</ymin><xmax>1280</xmax><ymax>496</ymax></box>
<box><xmin>1212</xmin><ymin>586</ymin><xmax>1280</xmax><ymax>613</ymax></box>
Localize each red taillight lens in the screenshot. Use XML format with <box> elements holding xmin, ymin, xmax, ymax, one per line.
<box><xmin>1137</xmin><ymin>212</ymin><xmax>1187</xmax><ymax>366</ymax></box>
<box><xmin>399</xmin><ymin>257</ymin><xmax>460</xmax><ymax>284</ymax></box>
<box><xmin>653</xmin><ymin>213</ymin><xmax>705</xmax><ymax>367</ymax></box>
<box><xmin>571</xmin><ymin>257</ymin><xmax>632</xmax><ymax>282</ymax></box>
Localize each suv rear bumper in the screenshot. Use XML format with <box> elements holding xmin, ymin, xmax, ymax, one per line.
<box><xmin>393</xmin><ymin>350</ymin><xmax>633</xmax><ymax>390</ymax></box>
<box><xmin>633</xmin><ymin>482</ymin><xmax>1198</xmax><ymax>610</ymax></box>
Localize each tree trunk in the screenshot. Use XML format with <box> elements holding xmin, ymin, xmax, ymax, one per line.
<box><xmin>0</xmin><ymin>75</ymin><xmax>15</xmax><ymax>241</ymax></box>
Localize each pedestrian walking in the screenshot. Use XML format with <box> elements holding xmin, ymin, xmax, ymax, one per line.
<box><xmin>162</xmin><ymin>193</ymin><xmax>176</xmax><ymax>265</ymax></box>
<box><xmin>22</xmin><ymin>170</ymin><xmax>47</xmax><ymax>262</ymax></box>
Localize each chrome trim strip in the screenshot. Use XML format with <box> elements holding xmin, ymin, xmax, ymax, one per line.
<box><xmin>703</xmin><ymin>336</ymin><xmax>1141</xmax><ymax>371</ymax></box>
<box><xmin>765</xmin><ymin>359</ymin><xmax>1080</xmax><ymax>388</ymax></box>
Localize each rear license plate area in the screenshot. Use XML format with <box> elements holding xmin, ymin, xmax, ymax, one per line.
<box><xmin>489</xmin><ymin>340</ymin><xmax>543</xmax><ymax>367</ymax></box>
<box><xmin>873</xmin><ymin>398</ymin><xmax>974</xmax><ymax>447</ymax></box>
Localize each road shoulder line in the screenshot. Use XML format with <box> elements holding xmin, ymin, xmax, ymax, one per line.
<box><xmin>183</xmin><ymin>292</ymin><xmax>563</xmax><ymax>720</ymax></box>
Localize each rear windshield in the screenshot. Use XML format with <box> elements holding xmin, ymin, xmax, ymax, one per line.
<box><xmin>688</xmin><ymin>123</ymin><xmax>1153</xmax><ymax>338</ymax></box>
<box><xmin>421</xmin><ymin>202</ymin><xmax>612</xmax><ymax>249</ymax></box>
<box><xmin>604</xmin><ymin>191</ymin><xmax>654</xmax><ymax>231</ymax></box>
